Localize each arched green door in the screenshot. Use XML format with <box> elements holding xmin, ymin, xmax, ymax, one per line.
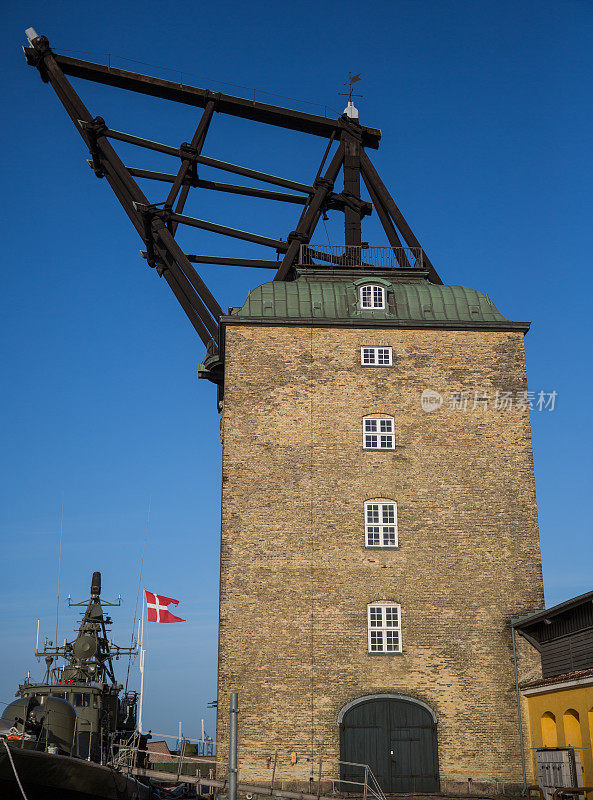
<box><xmin>339</xmin><ymin>695</ymin><xmax>439</xmax><ymax>793</ymax></box>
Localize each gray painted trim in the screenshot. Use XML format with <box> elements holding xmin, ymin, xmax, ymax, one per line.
<box><xmin>337</xmin><ymin>693</ymin><xmax>438</xmax><ymax>724</ymax></box>
<box><xmin>365</xmin><ymin>546</ymin><xmax>400</xmax><ymax>551</ymax></box>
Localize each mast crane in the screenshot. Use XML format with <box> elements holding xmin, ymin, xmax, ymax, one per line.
<box><xmin>23</xmin><ymin>28</ymin><xmax>442</xmax><ymax>359</ymax></box>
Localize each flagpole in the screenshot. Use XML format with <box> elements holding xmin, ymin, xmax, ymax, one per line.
<box><xmin>138</xmin><ymin>589</ymin><xmax>146</xmax><ymax>734</ymax></box>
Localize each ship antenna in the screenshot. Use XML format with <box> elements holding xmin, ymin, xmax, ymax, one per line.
<box><xmin>55</xmin><ymin>497</ymin><xmax>64</xmax><ymax>650</ymax></box>
<box><xmin>125</xmin><ymin>494</ymin><xmax>151</xmax><ymax>693</ymax></box>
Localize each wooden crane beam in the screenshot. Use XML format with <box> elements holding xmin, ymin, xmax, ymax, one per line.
<box><xmin>26</xmin><ymin>50</ymin><xmax>382</xmax><ymax>148</ymax></box>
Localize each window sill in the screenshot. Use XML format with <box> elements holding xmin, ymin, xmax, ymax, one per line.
<box><xmin>360</xmin><ymin>364</ymin><xmax>393</xmax><ymax>368</ymax></box>
<box><xmin>362</xmin><ymin>448</ymin><xmax>397</xmax><ymax>452</ymax></box>
<box><xmin>367</xmin><ymin>651</ymin><xmax>404</xmax><ymax>656</ymax></box>
<box><xmin>365</xmin><ymin>546</ymin><xmax>400</xmax><ymax>551</ymax></box>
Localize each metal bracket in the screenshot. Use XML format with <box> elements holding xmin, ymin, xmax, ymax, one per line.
<box><xmin>286</xmin><ymin>230</ymin><xmax>309</xmax><ymax>246</ymax></box>
<box><xmin>328</xmin><ymin>191</ymin><xmax>372</xmax><ymax>217</ymax></box>
<box><xmin>173</xmin><ymin>142</ymin><xmax>200</xmax><ymax>191</ymax></box>
<box><xmin>22</xmin><ymin>34</ymin><xmax>51</xmax><ymax>82</ymax></box>
<box><xmin>313</xmin><ymin>176</ymin><xmax>334</xmax><ymax>193</ymax></box>
<box><xmin>79</xmin><ymin>117</ymin><xmax>107</xmax><ymax>178</ymax></box>
<box><xmin>179</xmin><ymin>141</ymin><xmax>199</xmax><ymax>162</ymax></box>
<box><xmin>338</xmin><ymin>115</ymin><xmax>363</xmax><ymax>142</ymax></box>
<box><xmin>133</xmin><ymin>202</ymin><xmax>162</xmax><ymax>271</ymax></box>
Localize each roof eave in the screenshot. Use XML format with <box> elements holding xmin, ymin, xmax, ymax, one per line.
<box><xmin>511</xmin><ymin>590</ymin><xmax>593</xmax><ymax>630</ymax></box>
<box><xmin>222</xmin><ymin>316</ymin><xmax>531</xmax><ymax>333</ymax></box>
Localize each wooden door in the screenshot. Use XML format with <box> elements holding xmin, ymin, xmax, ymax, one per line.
<box><xmin>340</xmin><ymin>696</ymin><xmax>439</xmax><ymax>793</ymax></box>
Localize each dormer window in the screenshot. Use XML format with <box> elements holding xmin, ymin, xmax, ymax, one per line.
<box><xmin>360</xmin><ymin>284</ymin><xmax>385</xmax><ymax>310</ymax></box>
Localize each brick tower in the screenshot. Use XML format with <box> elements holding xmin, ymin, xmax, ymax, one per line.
<box><xmin>213</xmin><ymin>263</ymin><xmax>544</xmax><ymax>794</ymax></box>
<box><xmin>23</xmin><ymin>42</ymin><xmax>544</xmax><ymax>794</ymax></box>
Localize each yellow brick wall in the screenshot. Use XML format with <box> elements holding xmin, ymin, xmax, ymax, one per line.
<box><xmin>217</xmin><ymin>323</ymin><xmax>544</xmax><ymax>792</ymax></box>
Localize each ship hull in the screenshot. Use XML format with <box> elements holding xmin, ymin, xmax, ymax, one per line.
<box><xmin>0</xmin><ymin>744</ymin><xmax>153</xmax><ymax>799</ymax></box>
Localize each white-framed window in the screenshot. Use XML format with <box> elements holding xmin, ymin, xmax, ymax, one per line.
<box><xmin>367</xmin><ymin>603</ymin><xmax>402</xmax><ymax>653</ymax></box>
<box><xmin>363</xmin><ymin>416</ymin><xmax>395</xmax><ymax>450</ymax></box>
<box><xmin>365</xmin><ymin>501</ymin><xmax>398</xmax><ymax>547</ymax></box>
<box><xmin>361</xmin><ymin>346</ymin><xmax>392</xmax><ymax>366</ymax></box>
<box><xmin>360</xmin><ymin>284</ymin><xmax>385</xmax><ymax>309</ymax></box>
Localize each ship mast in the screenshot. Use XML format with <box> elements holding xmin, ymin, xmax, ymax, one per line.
<box><xmin>36</xmin><ymin>571</ymin><xmax>137</xmax><ymax>685</ymax></box>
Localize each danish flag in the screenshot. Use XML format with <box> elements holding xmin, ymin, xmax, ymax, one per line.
<box><xmin>145</xmin><ymin>590</ymin><xmax>185</xmax><ymax>623</ymax></box>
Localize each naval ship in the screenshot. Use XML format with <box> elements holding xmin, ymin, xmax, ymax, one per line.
<box><xmin>0</xmin><ymin>571</ymin><xmax>155</xmax><ymax>799</ymax></box>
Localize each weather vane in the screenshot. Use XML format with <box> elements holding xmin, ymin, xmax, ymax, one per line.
<box><xmin>339</xmin><ymin>72</ymin><xmax>363</xmax><ymax>103</ymax></box>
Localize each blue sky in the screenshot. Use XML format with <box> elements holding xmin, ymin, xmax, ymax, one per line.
<box><xmin>1</xmin><ymin>0</ymin><xmax>591</xmax><ymax>738</ymax></box>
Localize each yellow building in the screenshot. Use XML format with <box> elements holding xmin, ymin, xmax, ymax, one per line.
<box><xmin>513</xmin><ymin>592</ymin><xmax>593</xmax><ymax>785</ymax></box>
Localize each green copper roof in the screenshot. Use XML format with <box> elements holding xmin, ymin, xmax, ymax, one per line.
<box><xmin>227</xmin><ymin>276</ymin><xmax>527</xmax><ymax>330</ymax></box>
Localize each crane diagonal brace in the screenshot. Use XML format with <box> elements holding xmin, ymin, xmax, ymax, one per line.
<box><xmin>25</xmin><ymin>36</ymin><xmax>223</xmax><ymax>345</ymax></box>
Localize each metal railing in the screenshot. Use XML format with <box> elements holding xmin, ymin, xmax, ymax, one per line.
<box><xmin>111</xmin><ymin>731</ymin><xmax>217</xmax><ymax>775</ymax></box>
<box><xmin>299</xmin><ymin>244</ymin><xmax>424</xmax><ymax>270</ymax></box>
<box><xmin>113</xmin><ymin>744</ymin><xmax>216</xmax><ymax>782</ymax></box>
<box><xmin>265</xmin><ymin>750</ymin><xmax>387</xmax><ymax>800</ymax></box>
<box><xmin>111</xmin><ymin>741</ymin><xmax>386</xmax><ymax>800</ymax></box>
<box><xmin>149</xmin><ymin>730</ymin><xmax>216</xmax><ymax>758</ymax></box>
